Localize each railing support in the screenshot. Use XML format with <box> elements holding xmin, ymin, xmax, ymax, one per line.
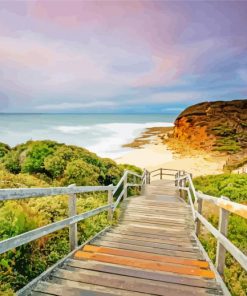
<box><xmin>179</xmin><ymin>171</ymin><xmax>183</xmax><ymax>198</ymax></box>
<box><xmin>107</xmin><ymin>186</ymin><xmax>113</xmax><ymax>222</ymax></box>
<box><xmin>175</xmin><ymin>172</ymin><xmax>178</xmax><ymax>186</ymax></box>
<box><xmin>124</xmin><ymin>170</ymin><xmax>128</xmax><ymax>199</ymax></box>
<box><xmin>160</xmin><ymin>168</ymin><xmax>162</xmax><ymax>180</ymax></box>
<box><xmin>195</xmin><ymin>197</ymin><xmax>203</xmax><ymax>236</ymax></box>
<box><xmin>216</xmin><ymin>197</ymin><xmax>230</xmax><ymax>276</ymax></box>
<box><xmin>68</xmin><ymin>184</ymin><xmax>78</xmax><ymax>251</ymax></box>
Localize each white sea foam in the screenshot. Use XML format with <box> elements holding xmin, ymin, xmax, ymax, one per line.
<box><xmin>0</xmin><ymin>114</ymin><xmax>175</xmax><ymax>159</ymax></box>
<box><xmin>53</xmin><ymin>125</ymin><xmax>91</xmax><ymax>134</ymax></box>
<box><xmin>86</xmin><ymin>122</ymin><xmax>173</xmax><ymax>158</ymax></box>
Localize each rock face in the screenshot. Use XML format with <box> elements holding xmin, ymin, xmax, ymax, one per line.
<box><xmin>172</xmin><ymin>100</ymin><xmax>247</xmax><ymax>168</ymax></box>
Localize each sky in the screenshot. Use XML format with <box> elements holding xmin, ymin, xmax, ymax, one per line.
<box><xmin>0</xmin><ymin>0</ymin><xmax>247</xmax><ymax>113</ymax></box>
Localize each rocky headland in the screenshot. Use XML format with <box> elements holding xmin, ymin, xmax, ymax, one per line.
<box><xmin>119</xmin><ymin>99</ymin><xmax>247</xmax><ymax>173</ymax></box>
<box><xmin>169</xmin><ymin>99</ymin><xmax>247</xmax><ymax>171</ymax></box>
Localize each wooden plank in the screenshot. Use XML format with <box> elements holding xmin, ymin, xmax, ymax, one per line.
<box><xmin>67</xmin><ymin>259</ymin><xmax>219</xmax><ymax>289</ymax></box>
<box><xmin>122</xmin><ymin>209</ymin><xmax>190</xmax><ymax>217</ymax></box>
<box><xmin>108</xmin><ymin>229</ymin><xmax>195</xmax><ymax>243</ymax></box>
<box><xmin>121</xmin><ymin>214</ymin><xmax>190</xmax><ymax>224</ymax></box>
<box><xmin>123</xmin><ymin>207</ymin><xmax>190</xmax><ymax>214</ymax></box>
<box><xmin>124</xmin><ymin>201</ymin><xmax>187</xmax><ymax>208</ymax></box>
<box><xmin>74</xmin><ymin>252</ymin><xmax>215</xmax><ymax>278</ymax></box>
<box><xmin>31</xmin><ymin>292</ymin><xmax>53</xmax><ymax>296</ymax></box>
<box><xmin>122</xmin><ymin>206</ymin><xmax>189</xmax><ymax>213</ymax></box>
<box><xmin>86</xmin><ymin>241</ymin><xmax>202</xmax><ymax>259</ymax></box>
<box><xmin>118</xmin><ymin>222</ymin><xmax>193</xmax><ymax>232</ymax></box>
<box><xmin>35</xmin><ymin>280</ymin><xmax>146</xmax><ymax>296</ymax></box>
<box><xmin>103</xmin><ymin>232</ymin><xmax>194</xmax><ymax>247</ymax></box>
<box><xmin>119</xmin><ymin>218</ymin><xmax>191</xmax><ymax>228</ymax></box>
<box><xmin>112</xmin><ymin>226</ymin><xmax>193</xmax><ymax>238</ymax></box>
<box><xmin>55</xmin><ymin>268</ymin><xmax>218</xmax><ymax>296</ymax></box>
<box><xmin>83</xmin><ymin>245</ymin><xmax>208</xmax><ymax>268</ymax></box>
<box><xmin>94</xmin><ymin>237</ymin><xmax>198</xmax><ymax>252</ymax></box>
<box><xmin>120</xmin><ymin>217</ymin><xmax>193</xmax><ymax>227</ymax></box>
<box><xmin>119</xmin><ymin>220</ymin><xmax>193</xmax><ymax>230</ymax></box>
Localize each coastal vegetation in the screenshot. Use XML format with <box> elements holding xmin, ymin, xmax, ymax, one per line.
<box><xmin>193</xmin><ymin>174</ymin><xmax>247</xmax><ymax>296</ymax></box>
<box><xmin>0</xmin><ymin>140</ymin><xmax>141</xmax><ymax>295</ymax></box>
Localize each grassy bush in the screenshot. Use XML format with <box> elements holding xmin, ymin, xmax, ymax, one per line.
<box><xmin>193</xmin><ymin>174</ymin><xmax>247</xmax><ymax>296</ymax></box>
<box><xmin>0</xmin><ymin>141</ymin><xmax>141</xmax><ymax>294</ymax></box>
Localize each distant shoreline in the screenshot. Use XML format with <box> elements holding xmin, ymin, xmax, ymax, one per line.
<box><xmin>115</xmin><ymin>126</ymin><xmax>227</xmax><ymax>177</ymax></box>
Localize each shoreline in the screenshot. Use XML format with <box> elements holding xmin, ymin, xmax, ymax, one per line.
<box><xmin>115</xmin><ymin>126</ymin><xmax>227</xmax><ymax>177</ymax></box>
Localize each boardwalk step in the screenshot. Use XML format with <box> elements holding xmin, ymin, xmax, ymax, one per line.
<box><xmin>51</xmin><ymin>269</ymin><xmax>220</xmax><ymax>296</ymax></box>
<box><xmin>83</xmin><ymin>245</ymin><xmax>208</xmax><ymax>268</ymax></box>
<box><xmin>93</xmin><ymin>236</ymin><xmax>199</xmax><ymax>252</ymax></box>
<box><xmin>66</xmin><ymin>259</ymin><xmax>219</xmax><ymax>289</ymax></box>
<box><xmin>74</xmin><ymin>248</ymin><xmax>214</xmax><ymax>278</ymax></box>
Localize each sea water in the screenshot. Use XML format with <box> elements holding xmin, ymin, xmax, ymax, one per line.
<box><xmin>0</xmin><ymin>114</ymin><xmax>176</xmax><ymax>158</ymax></box>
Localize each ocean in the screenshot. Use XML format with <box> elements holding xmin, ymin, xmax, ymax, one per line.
<box><xmin>0</xmin><ymin>114</ymin><xmax>176</xmax><ymax>158</ymax></box>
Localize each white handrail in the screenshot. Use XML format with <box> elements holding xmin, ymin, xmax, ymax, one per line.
<box><xmin>175</xmin><ymin>169</ymin><xmax>247</xmax><ymax>275</ymax></box>
<box><xmin>0</xmin><ymin>169</ymin><xmax>147</xmax><ymax>256</ymax></box>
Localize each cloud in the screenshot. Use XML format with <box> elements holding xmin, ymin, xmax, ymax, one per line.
<box><xmin>35</xmin><ymin>101</ymin><xmax>117</xmax><ymax>111</ymax></box>
<box><xmin>0</xmin><ymin>1</ymin><xmax>247</xmax><ymax>112</ymax></box>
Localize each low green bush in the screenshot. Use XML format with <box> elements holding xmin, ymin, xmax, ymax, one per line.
<box><xmin>193</xmin><ymin>174</ymin><xmax>247</xmax><ymax>296</ymax></box>
<box><xmin>0</xmin><ymin>141</ymin><xmax>141</xmax><ymax>294</ymax></box>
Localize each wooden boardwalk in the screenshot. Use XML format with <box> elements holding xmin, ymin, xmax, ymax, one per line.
<box><xmin>30</xmin><ymin>179</ymin><xmax>224</xmax><ymax>295</ymax></box>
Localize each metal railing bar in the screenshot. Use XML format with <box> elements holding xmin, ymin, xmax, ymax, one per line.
<box><xmin>195</xmin><ymin>211</ymin><xmax>247</xmax><ymax>271</ymax></box>
<box><xmin>197</xmin><ymin>192</ymin><xmax>247</xmax><ymax>219</ymax></box>
<box><xmin>0</xmin><ymin>204</ymin><xmax>110</xmax><ymax>255</ymax></box>
<box><xmin>113</xmin><ymin>189</ymin><xmax>125</xmax><ymax>211</ymax></box>
<box><xmin>112</xmin><ymin>171</ymin><xmax>127</xmax><ymax>196</ymax></box>
<box><xmin>127</xmin><ymin>183</ymin><xmax>142</xmax><ymax>187</ymax></box>
<box><xmin>151</xmin><ymin>173</ymin><xmax>161</xmax><ymax>177</ymax></box>
<box><xmin>0</xmin><ymin>185</ymin><xmax>116</xmax><ymax>201</ymax></box>
<box><xmin>126</xmin><ymin>170</ymin><xmax>142</xmax><ymax>179</ymax></box>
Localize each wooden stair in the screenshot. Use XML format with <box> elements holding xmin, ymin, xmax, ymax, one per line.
<box><xmin>30</xmin><ymin>180</ymin><xmax>224</xmax><ymax>295</ymax></box>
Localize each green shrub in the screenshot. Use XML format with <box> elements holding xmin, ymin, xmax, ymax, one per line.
<box><xmin>0</xmin><ymin>140</ymin><xmax>141</xmax><ymax>294</ymax></box>
<box><xmin>0</xmin><ymin>143</ymin><xmax>10</xmax><ymax>159</ymax></box>
<box><xmin>3</xmin><ymin>151</ymin><xmax>21</xmax><ymax>174</ymax></box>
<box><xmin>63</xmin><ymin>159</ymin><xmax>100</xmax><ymax>185</ymax></box>
<box><xmin>22</xmin><ymin>142</ymin><xmax>57</xmax><ymax>174</ymax></box>
<box><xmin>193</xmin><ymin>174</ymin><xmax>247</xmax><ymax>295</ymax></box>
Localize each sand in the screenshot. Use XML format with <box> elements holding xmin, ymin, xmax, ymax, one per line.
<box><xmin>115</xmin><ymin>127</ymin><xmax>227</xmax><ymax>177</ymax></box>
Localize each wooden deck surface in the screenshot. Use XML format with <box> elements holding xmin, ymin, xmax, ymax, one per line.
<box><xmin>30</xmin><ymin>180</ymin><xmax>224</xmax><ymax>295</ymax></box>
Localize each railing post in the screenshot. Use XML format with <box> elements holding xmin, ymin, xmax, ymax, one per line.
<box><xmin>68</xmin><ymin>184</ymin><xmax>78</xmax><ymax>251</ymax></box>
<box><xmin>216</xmin><ymin>196</ymin><xmax>230</xmax><ymax>276</ymax></box>
<box><xmin>179</xmin><ymin>171</ymin><xmax>183</xmax><ymax>198</ymax></box>
<box><xmin>181</xmin><ymin>177</ymin><xmax>187</xmax><ymax>199</ymax></box>
<box><xmin>195</xmin><ymin>197</ymin><xmax>203</xmax><ymax>236</ymax></box>
<box><xmin>144</xmin><ymin>169</ymin><xmax>147</xmax><ymax>185</ymax></box>
<box><xmin>160</xmin><ymin>168</ymin><xmax>162</xmax><ymax>180</ymax></box>
<box><xmin>108</xmin><ymin>185</ymin><xmax>113</xmax><ymax>223</ymax></box>
<box><xmin>124</xmin><ymin>170</ymin><xmax>128</xmax><ymax>199</ymax></box>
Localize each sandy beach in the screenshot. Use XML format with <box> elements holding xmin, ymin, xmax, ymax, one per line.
<box><xmin>115</xmin><ymin>127</ymin><xmax>227</xmax><ymax>177</ymax></box>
